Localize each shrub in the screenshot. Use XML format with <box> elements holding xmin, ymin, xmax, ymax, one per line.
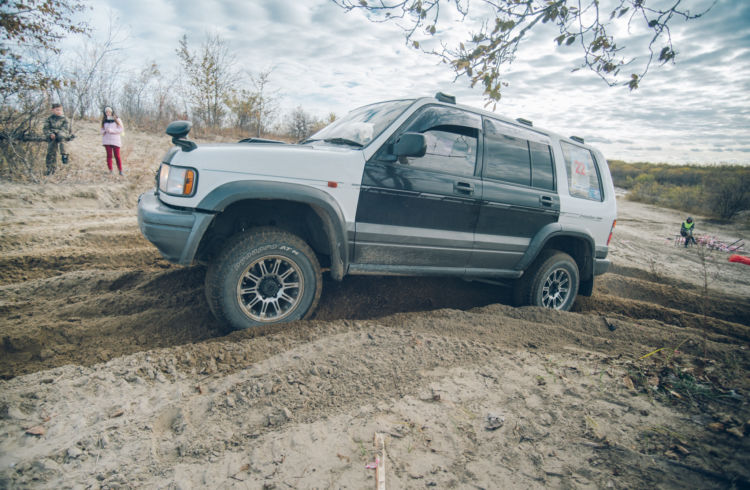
<box><xmin>609</xmin><ymin>160</ymin><xmax>750</xmax><ymax>220</ymax></box>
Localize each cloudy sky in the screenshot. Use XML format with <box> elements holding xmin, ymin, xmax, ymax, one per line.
<box><xmin>74</xmin><ymin>0</ymin><xmax>749</xmax><ymax>164</ymax></box>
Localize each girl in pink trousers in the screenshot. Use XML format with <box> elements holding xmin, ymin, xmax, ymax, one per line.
<box><xmin>101</xmin><ymin>107</ymin><xmax>124</xmax><ymax>175</ymax></box>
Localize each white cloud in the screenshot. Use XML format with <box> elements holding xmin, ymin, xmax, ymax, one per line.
<box><xmin>75</xmin><ymin>0</ymin><xmax>749</xmax><ymax>164</ymax></box>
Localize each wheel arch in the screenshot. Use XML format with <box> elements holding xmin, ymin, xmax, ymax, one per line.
<box><xmin>195</xmin><ymin>181</ymin><xmax>348</xmax><ymax>280</ymax></box>
<box><xmin>518</xmin><ymin>224</ymin><xmax>595</xmax><ymax>285</ymax></box>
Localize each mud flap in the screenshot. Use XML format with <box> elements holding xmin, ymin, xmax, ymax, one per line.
<box><xmin>579</xmin><ymin>276</ymin><xmax>594</xmax><ymax>296</ymax></box>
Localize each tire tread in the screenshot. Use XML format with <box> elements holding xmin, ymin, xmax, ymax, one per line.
<box><xmin>513</xmin><ymin>249</ymin><xmax>578</xmax><ymax>311</ymax></box>
<box><xmin>205</xmin><ymin>227</ymin><xmax>322</xmax><ymax>330</ymax></box>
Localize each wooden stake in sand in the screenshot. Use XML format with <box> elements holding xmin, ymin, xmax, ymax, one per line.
<box><xmin>374</xmin><ymin>432</ymin><xmax>386</xmax><ymax>490</ymax></box>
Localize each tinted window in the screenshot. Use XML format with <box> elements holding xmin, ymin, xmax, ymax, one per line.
<box><xmin>529</xmin><ymin>141</ymin><xmax>555</xmax><ymax>190</ymax></box>
<box><xmin>484</xmin><ymin>119</ymin><xmax>530</xmax><ymax>186</ymax></box>
<box><xmin>397</xmin><ymin>106</ymin><xmax>481</xmax><ymax>177</ymax></box>
<box><xmin>561</xmin><ymin>141</ymin><xmax>603</xmax><ymax>201</ymax></box>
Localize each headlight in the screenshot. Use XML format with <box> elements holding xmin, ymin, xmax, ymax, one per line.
<box><xmin>158</xmin><ymin>164</ymin><xmax>197</xmax><ymax>196</ymax></box>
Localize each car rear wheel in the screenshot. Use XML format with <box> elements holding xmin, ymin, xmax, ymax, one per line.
<box><xmin>514</xmin><ymin>250</ymin><xmax>579</xmax><ymax>311</ymax></box>
<box><xmin>205</xmin><ymin>227</ymin><xmax>322</xmax><ymax>330</ymax></box>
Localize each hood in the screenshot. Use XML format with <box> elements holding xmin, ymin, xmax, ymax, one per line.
<box><xmin>167</xmin><ymin>142</ymin><xmax>366</xmax><ymax>185</ymax></box>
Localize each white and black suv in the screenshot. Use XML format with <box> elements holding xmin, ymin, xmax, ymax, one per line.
<box><xmin>138</xmin><ymin>93</ymin><xmax>617</xmax><ymax>330</ymax></box>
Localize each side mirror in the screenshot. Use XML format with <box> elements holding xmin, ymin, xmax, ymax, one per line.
<box><xmin>394</xmin><ymin>132</ymin><xmax>426</xmax><ymax>158</ymax></box>
<box><xmin>166</xmin><ymin>120</ymin><xmax>197</xmax><ymax>152</ymax></box>
<box><xmin>166</xmin><ymin>120</ymin><xmax>191</xmax><ymax>139</ymax></box>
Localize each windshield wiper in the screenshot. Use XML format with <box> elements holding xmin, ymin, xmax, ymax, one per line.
<box><xmin>322</xmin><ymin>138</ymin><xmax>363</xmax><ymax>148</ymax></box>
<box><xmin>299</xmin><ymin>138</ymin><xmax>319</xmax><ymax>144</ymax></box>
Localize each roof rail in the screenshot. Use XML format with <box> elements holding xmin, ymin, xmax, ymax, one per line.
<box><xmin>570</xmin><ymin>135</ymin><xmax>585</xmax><ymax>144</ymax></box>
<box><xmin>516</xmin><ymin>118</ymin><xmax>533</xmax><ymax>127</ymax></box>
<box><xmin>435</xmin><ymin>92</ymin><xmax>456</xmax><ymax>104</ymax></box>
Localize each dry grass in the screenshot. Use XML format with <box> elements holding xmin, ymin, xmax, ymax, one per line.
<box><xmin>38</xmin><ymin>119</ymin><xmax>241</xmax><ymax>203</ymax></box>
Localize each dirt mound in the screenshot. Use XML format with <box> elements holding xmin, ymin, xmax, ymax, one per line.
<box><xmin>1</xmin><ymin>123</ymin><xmax>748</xmax><ymax>488</ymax></box>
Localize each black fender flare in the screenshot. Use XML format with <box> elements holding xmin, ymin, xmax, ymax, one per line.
<box><xmin>516</xmin><ymin>223</ymin><xmax>596</xmax><ymax>280</ymax></box>
<box><xmin>197</xmin><ymin>180</ymin><xmax>349</xmax><ymax>280</ymax></box>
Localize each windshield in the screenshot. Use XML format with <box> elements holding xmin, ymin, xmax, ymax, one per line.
<box><xmin>307</xmin><ymin>99</ymin><xmax>414</xmax><ymax>147</ymax></box>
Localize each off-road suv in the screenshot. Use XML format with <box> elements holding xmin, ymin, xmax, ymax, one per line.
<box><xmin>138</xmin><ymin>93</ymin><xmax>617</xmax><ymax>330</ymax></box>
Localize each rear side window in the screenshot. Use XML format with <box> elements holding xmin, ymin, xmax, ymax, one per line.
<box><xmin>529</xmin><ymin>141</ymin><xmax>555</xmax><ymax>191</ymax></box>
<box><xmin>483</xmin><ymin>119</ymin><xmax>555</xmax><ymax>190</ymax></box>
<box><xmin>484</xmin><ymin>127</ymin><xmax>530</xmax><ymax>186</ymax></box>
<box><xmin>561</xmin><ymin>141</ymin><xmax>603</xmax><ymax>201</ymax></box>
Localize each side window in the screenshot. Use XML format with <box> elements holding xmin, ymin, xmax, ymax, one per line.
<box><xmin>561</xmin><ymin>141</ymin><xmax>603</xmax><ymax>201</ymax></box>
<box><xmin>395</xmin><ymin>106</ymin><xmax>481</xmax><ymax>177</ymax></box>
<box><xmin>529</xmin><ymin>141</ymin><xmax>555</xmax><ymax>191</ymax></box>
<box><xmin>483</xmin><ymin>119</ymin><xmax>530</xmax><ymax>186</ymax></box>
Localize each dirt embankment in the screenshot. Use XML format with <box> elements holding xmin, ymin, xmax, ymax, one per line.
<box><xmin>1</xmin><ymin>122</ymin><xmax>749</xmax><ymax>488</ymax></box>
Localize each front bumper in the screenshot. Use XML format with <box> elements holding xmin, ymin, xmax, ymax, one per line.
<box><xmin>137</xmin><ymin>191</ymin><xmax>214</xmax><ymax>265</ymax></box>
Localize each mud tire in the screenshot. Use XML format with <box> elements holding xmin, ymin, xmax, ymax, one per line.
<box><xmin>513</xmin><ymin>250</ymin><xmax>579</xmax><ymax>311</ymax></box>
<box><xmin>205</xmin><ymin>227</ymin><xmax>322</xmax><ymax>330</ymax></box>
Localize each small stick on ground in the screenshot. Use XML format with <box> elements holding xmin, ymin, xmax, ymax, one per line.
<box><xmin>374</xmin><ymin>432</ymin><xmax>386</xmax><ymax>490</ymax></box>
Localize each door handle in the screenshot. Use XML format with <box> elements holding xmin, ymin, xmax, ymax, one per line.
<box><xmin>539</xmin><ymin>195</ymin><xmax>553</xmax><ymax>207</ymax></box>
<box><xmin>454</xmin><ymin>181</ymin><xmax>474</xmax><ymax>195</ymax></box>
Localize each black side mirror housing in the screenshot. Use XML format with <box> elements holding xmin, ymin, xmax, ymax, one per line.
<box><xmin>166</xmin><ymin>120</ymin><xmax>191</xmax><ymax>139</ymax></box>
<box><xmin>166</xmin><ymin>120</ymin><xmax>197</xmax><ymax>152</ymax></box>
<box><xmin>394</xmin><ymin>132</ymin><xmax>426</xmax><ymax>158</ymax></box>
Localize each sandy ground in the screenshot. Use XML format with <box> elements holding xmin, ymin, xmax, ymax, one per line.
<box><xmin>0</xmin><ymin>121</ymin><xmax>749</xmax><ymax>489</ymax></box>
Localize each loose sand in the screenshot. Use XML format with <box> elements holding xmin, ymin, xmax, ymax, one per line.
<box><xmin>1</xmin><ymin>121</ymin><xmax>748</xmax><ymax>488</ymax></box>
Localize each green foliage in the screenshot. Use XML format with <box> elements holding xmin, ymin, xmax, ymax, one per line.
<box><xmin>704</xmin><ymin>167</ymin><xmax>750</xmax><ymax>220</ymax></box>
<box><xmin>609</xmin><ymin>160</ymin><xmax>750</xmax><ymax>220</ymax></box>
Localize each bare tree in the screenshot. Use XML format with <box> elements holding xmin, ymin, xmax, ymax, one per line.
<box><xmin>176</xmin><ymin>33</ymin><xmax>238</xmax><ymax>129</ymax></box>
<box><xmin>0</xmin><ymin>0</ymin><xmax>88</xmax><ymax>94</ymax></box>
<box><xmin>54</xmin><ymin>13</ymin><xmax>127</xmax><ymax>121</ymax></box>
<box><xmin>149</xmin><ymin>72</ymin><xmax>182</xmax><ymax>129</ymax></box>
<box><xmin>0</xmin><ymin>89</ymin><xmax>48</xmax><ymax>181</ymax></box>
<box><xmin>120</xmin><ymin>62</ymin><xmax>160</xmax><ymax>126</ymax></box>
<box><xmin>226</xmin><ymin>88</ymin><xmax>259</xmax><ymax>133</ymax></box>
<box><xmin>0</xmin><ymin>0</ymin><xmax>88</xmax><ymax>180</ymax></box>
<box><xmin>249</xmin><ymin>70</ymin><xmax>278</xmax><ymax>137</ymax></box>
<box><xmin>285</xmin><ymin>106</ymin><xmax>317</xmax><ymax>141</ymax></box>
<box><xmin>334</xmin><ymin>0</ymin><xmax>715</xmax><ymax>102</ymax></box>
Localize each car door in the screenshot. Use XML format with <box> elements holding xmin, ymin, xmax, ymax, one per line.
<box><xmin>353</xmin><ymin>105</ymin><xmax>483</xmax><ymax>270</ymax></box>
<box><xmin>468</xmin><ymin>117</ymin><xmax>560</xmax><ymax>271</ymax></box>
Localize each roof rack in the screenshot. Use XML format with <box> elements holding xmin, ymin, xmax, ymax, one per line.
<box><xmin>570</xmin><ymin>135</ymin><xmax>585</xmax><ymax>144</ymax></box>
<box><xmin>435</xmin><ymin>92</ymin><xmax>456</xmax><ymax>104</ymax></box>
<box><xmin>516</xmin><ymin>118</ymin><xmax>533</xmax><ymax>127</ymax></box>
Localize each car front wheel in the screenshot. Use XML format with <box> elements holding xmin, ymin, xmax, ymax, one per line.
<box><xmin>205</xmin><ymin>227</ymin><xmax>322</xmax><ymax>330</ymax></box>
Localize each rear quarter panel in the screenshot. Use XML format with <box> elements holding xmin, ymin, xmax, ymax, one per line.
<box><xmin>552</xmin><ymin>140</ymin><xmax>617</xmax><ymax>246</ymax></box>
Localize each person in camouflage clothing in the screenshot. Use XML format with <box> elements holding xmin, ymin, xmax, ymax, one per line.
<box><xmin>43</xmin><ymin>103</ymin><xmax>71</xmax><ymax>175</ymax></box>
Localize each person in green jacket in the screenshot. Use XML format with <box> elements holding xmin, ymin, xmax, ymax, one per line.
<box><xmin>680</xmin><ymin>217</ymin><xmax>696</xmax><ymax>248</ymax></box>
<box><xmin>43</xmin><ymin>103</ymin><xmax>71</xmax><ymax>175</ymax></box>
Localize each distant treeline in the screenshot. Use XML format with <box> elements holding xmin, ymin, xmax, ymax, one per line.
<box><xmin>608</xmin><ymin>160</ymin><xmax>750</xmax><ymax>220</ymax></box>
